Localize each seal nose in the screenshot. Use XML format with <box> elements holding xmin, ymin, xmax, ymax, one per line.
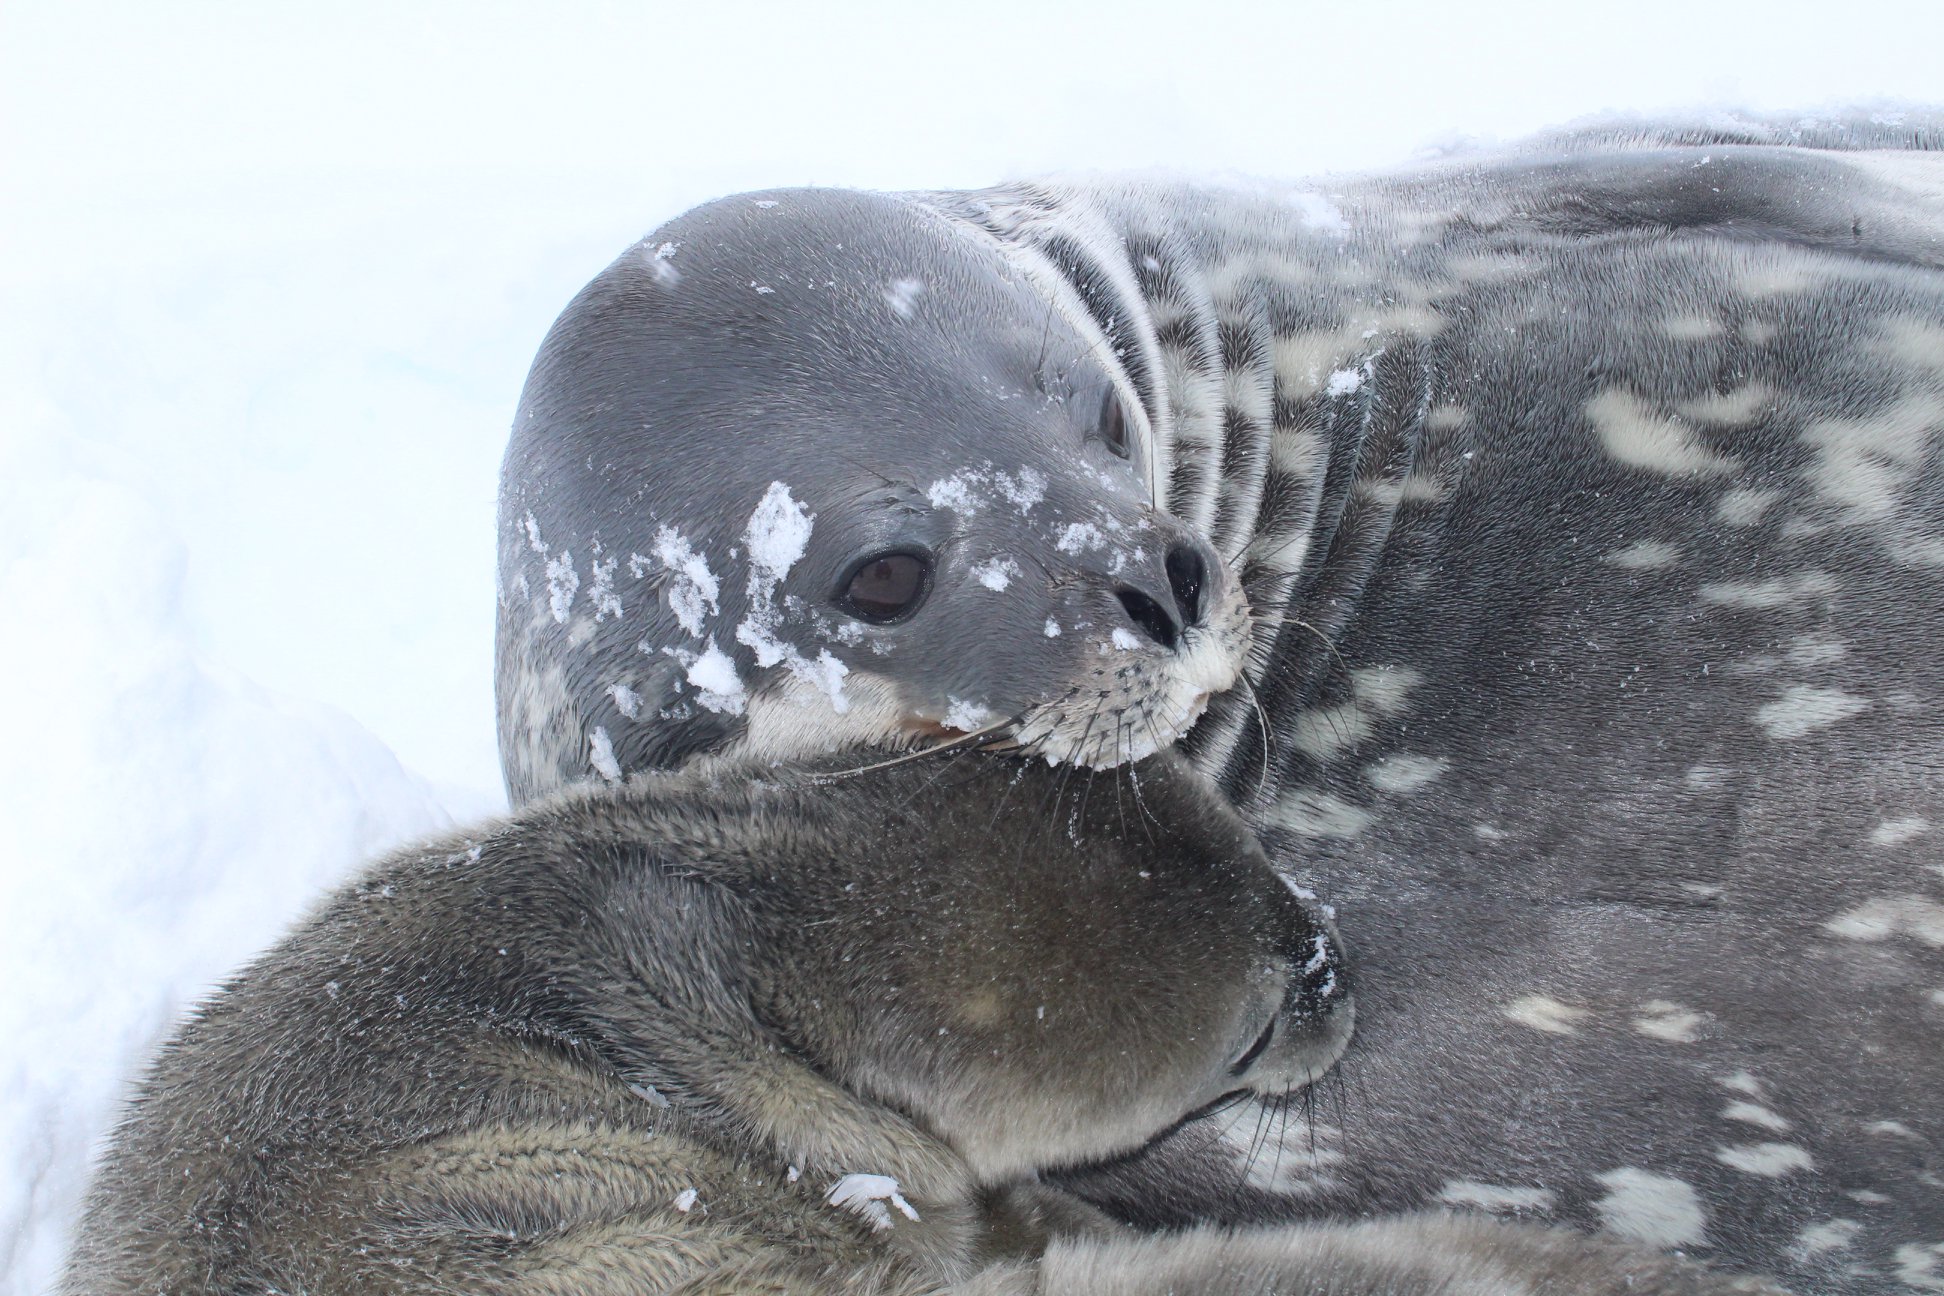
<box><xmin>1115</xmin><ymin>585</ymin><xmax>1181</xmax><ymax>650</ymax></box>
<box><xmin>1238</xmin><ymin>910</ymin><xmax>1353</xmax><ymax>1093</ymax></box>
<box><xmin>1286</xmin><ymin>923</ymin><xmax>1347</xmax><ymax>1012</ymax></box>
<box><xmin>1166</xmin><ymin>543</ymin><xmax>1205</xmax><ymax>627</ymax></box>
<box><xmin>1113</xmin><ymin>542</ymin><xmax>1211</xmax><ymax>651</ymax></box>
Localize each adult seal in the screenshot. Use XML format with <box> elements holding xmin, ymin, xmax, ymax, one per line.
<box><xmin>498</xmin><ymin>110</ymin><xmax>1944</xmax><ymax>1293</ymax></box>
<box><xmin>62</xmin><ymin>751</ymin><xmax>1778</xmax><ymax>1294</ymax></box>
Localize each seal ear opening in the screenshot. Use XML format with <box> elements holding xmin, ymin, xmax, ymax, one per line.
<box><xmin>1097</xmin><ymin>389</ymin><xmax>1131</xmax><ymax>459</ymax></box>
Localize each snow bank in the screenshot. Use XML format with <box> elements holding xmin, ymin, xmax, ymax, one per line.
<box><xmin>0</xmin><ymin>434</ymin><xmax>451</xmax><ymax>1296</ymax></box>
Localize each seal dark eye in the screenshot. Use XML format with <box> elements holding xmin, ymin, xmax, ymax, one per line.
<box><xmin>1098</xmin><ymin>390</ymin><xmax>1131</xmax><ymax>459</ymax></box>
<box><xmin>1228</xmin><ymin>1018</ymin><xmax>1276</xmax><ymax>1077</ymax></box>
<box><xmin>839</xmin><ymin>550</ymin><xmax>931</xmax><ymax>623</ymax></box>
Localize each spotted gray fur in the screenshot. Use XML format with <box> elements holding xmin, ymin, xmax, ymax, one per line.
<box><xmin>497</xmin><ymin>109</ymin><xmax>1943</xmax><ymax>1292</ymax></box>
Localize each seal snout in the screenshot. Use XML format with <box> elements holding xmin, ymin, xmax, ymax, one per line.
<box><xmin>1112</xmin><ymin>541</ymin><xmax>1214</xmax><ymax>650</ymax></box>
<box><xmin>1244</xmin><ymin>915</ymin><xmax>1355</xmax><ymax>1096</ymax></box>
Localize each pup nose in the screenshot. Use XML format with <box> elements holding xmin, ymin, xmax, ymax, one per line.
<box><xmin>1285</xmin><ymin>923</ymin><xmax>1348</xmax><ymax>1013</ymax></box>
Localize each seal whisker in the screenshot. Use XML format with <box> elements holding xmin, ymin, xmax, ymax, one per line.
<box><xmin>1234</xmin><ymin>670</ymin><xmax>1277</xmax><ymax>804</ymax></box>
<box><xmin>811</xmin><ymin>716</ymin><xmax>1021</xmax><ymax>782</ymax></box>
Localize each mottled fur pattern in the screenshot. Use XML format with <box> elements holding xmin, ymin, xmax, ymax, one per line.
<box><xmin>938</xmin><ymin>112</ymin><xmax>1943</xmax><ymax>1294</ymax></box>
<box><xmin>491</xmin><ymin>109</ymin><xmax>1941</xmax><ymax>1291</ymax></box>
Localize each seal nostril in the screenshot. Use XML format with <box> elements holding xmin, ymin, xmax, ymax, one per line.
<box><xmin>1116</xmin><ymin>587</ymin><xmax>1179</xmax><ymax>650</ymax></box>
<box><xmin>1166</xmin><ymin>544</ymin><xmax>1206</xmax><ymax>627</ymax></box>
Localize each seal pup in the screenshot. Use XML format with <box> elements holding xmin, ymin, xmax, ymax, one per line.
<box><xmin>62</xmin><ymin>747</ymin><xmax>1784</xmax><ymax>1295</ymax></box>
<box><xmin>496</xmin><ymin>110</ymin><xmax>1943</xmax><ymax>1292</ymax></box>
<box><xmin>62</xmin><ymin>751</ymin><xmax>1354</xmax><ymax>1294</ymax></box>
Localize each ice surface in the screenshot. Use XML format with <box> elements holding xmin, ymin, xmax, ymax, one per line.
<box><xmin>733</xmin><ymin>484</ymin><xmax>851</xmax><ymax>711</ymax></box>
<box><xmin>1055</xmin><ymin>522</ymin><xmax>1104</xmax><ymax>555</ymax></box>
<box><xmin>926</xmin><ymin>474</ymin><xmax>981</xmax><ymax>514</ymax></box>
<box><xmin>0</xmin><ymin>439</ymin><xmax>449</xmax><ymax>1296</ymax></box>
<box><xmin>971</xmin><ymin>557</ymin><xmax>1019</xmax><ymax>591</ymax></box>
<box><xmin>743</xmin><ymin>482</ymin><xmax>812</xmax><ymax>591</ymax></box>
<box><xmin>682</xmin><ymin>643</ymin><xmax>748</xmax><ymax>716</ymax></box>
<box><xmin>942</xmin><ymin>698</ymin><xmax>995</xmax><ymax>732</ymax></box>
<box><xmin>588</xmin><ymin>726</ymin><xmax>623</xmax><ymax>781</ymax></box>
<box><xmin>1325</xmin><ymin>368</ymin><xmax>1365</xmax><ymax>397</ymax></box>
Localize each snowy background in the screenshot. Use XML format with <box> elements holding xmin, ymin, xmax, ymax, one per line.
<box><xmin>2</xmin><ymin>1</ymin><xmax>1938</xmax><ymax>1290</ymax></box>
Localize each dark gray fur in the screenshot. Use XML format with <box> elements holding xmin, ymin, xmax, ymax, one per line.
<box><xmin>494</xmin><ymin>109</ymin><xmax>1944</xmax><ymax>1292</ymax></box>
<box><xmin>63</xmin><ymin>754</ymin><xmax>1355</xmax><ymax>1293</ymax></box>
<box><xmin>65</xmin><ymin>750</ymin><xmax>1787</xmax><ymax>1294</ymax></box>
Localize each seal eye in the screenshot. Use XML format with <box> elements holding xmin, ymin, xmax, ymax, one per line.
<box><xmin>1228</xmin><ymin>1018</ymin><xmax>1276</xmax><ymax>1077</ymax></box>
<box><xmin>1098</xmin><ymin>390</ymin><xmax>1131</xmax><ymax>459</ymax></box>
<box><xmin>839</xmin><ymin>550</ymin><xmax>931</xmax><ymax>623</ymax></box>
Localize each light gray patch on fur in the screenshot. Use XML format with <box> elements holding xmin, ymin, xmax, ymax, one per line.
<box><xmin>1592</xmin><ymin>1168</ymin><xmax>1708</xmax><ymax>1248</ymax></box>
<box><xmin>1893</xmin><ymin>1242</ymin><xmax>1944</xmax><ymax>1291</ymax></box>
<box><xmin>1366</xmin><ymin>754</ymin><xmax>1450</xmax><ymax>794</ymax></box>
<box><xmin>1716</xmin><ymin>1143</ymin><xmax>1815</xmax><ymax>1177</ymax></box>
<box><xmin>1676</xmin><ymin>383</ymin><xmax>1775</xmax><ymax>426</ymax></box>
<box><xmin>1789</xmin><ymin>1218</ymin><xmax>1862</xmax><ymax>1261</ymax></box>
<box><xmin>1268</xmin><ymin>789</ymin><xmax>1374</xmax><ymax>839</ymax></box>
<box><xmin>1604</xmin><ymin>540</ymin><xmax>1681</xmax><ymax>569</ymax></box>
<box><xmin>1753</xmin><ymin>684</ymin><xmax>1871</xmax><ymax>739</ymax></box>
<box><xmin>1631</xmin><ymin>1001</ymin><xmax>1706</xmax><ymax>1043</ymax></box>
<box><xmin>1437</xmin><ymin>1180</ymin><xmax>1558</xmax><ymax>1214</ymax></box>
<box><xmin>1870</xmin><ymin>817</ymin><xmax>1932</xmax><ymax>847</ymax></box>
<box><xmin>1824</xmin><ymin>896</ymin><xmax>1944</xmax><ymax>947</ymax></box>
<box><xmin>1799</xmin><ymin>392</ymin><xmax>1944</xmax><ymax>524</ymax></box>
<box><xmin>1715</xmin><ymin>487</ymin><xmax>1784</xmax><ymax>527</ymax></box>
<box><xmin>1503</xmin><ymin>995</ymin><xmax>1588</xmax><ymax>1036</ymax></box>
<box><xmin>1699</xmin><ymin>571</ymin><xmax>1838</xmax><ymax>608</ymax></box>
<box><xmin>1722</xmin><ymin>1102</ymin><xmax>1791</xmax><ymax>1133</ymax></box>
<box><xmin>1659</xmin><ymin>314</ymin><xmax>1725</xmax><ymax>341</ymax></box>
<box><xmin>1588</xmin><ymin>388</ymin><xmax>1740</xmax><ymax>478</ymax></box>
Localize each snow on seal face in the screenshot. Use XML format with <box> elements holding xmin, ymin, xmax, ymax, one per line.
<box><xmin>730</xmin><ymin>482</ymin><xmax>850</xmax><ymax>714</ymax></box>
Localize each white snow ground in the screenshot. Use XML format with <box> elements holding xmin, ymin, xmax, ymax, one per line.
<box><xmin>3</xmin><ymin>3</ymin><xmax>1939</xmax><ymax>1292</ymax></box>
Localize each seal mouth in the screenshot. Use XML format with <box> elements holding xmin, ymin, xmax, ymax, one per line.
<box><xmin>1009</xmin><ymin>644</ymin><xmax>1233</xmax><ymax>769</ymax></box>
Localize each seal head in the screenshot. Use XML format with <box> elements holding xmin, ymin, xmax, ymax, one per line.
<box><xmin>62</xmin><ymin>751</ymin><xmax>1351</xmax><ymax>1293</ymax></box>
<box><xmin>498</xmin><ymin>188</ymin><xmax>1247</xmax><ymax>803</ymax></box>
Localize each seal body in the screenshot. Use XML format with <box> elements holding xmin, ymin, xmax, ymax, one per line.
<box><xmin>498</xmin><ymin>112</ymin><xmax>1944</xmax><ymax>1292</ymax></box>
<box><xmin>65</xmin><ymin>750</ymin><xmax>1782</xmax><ymax>1294</ymax></box>
<box><xmin>959</xmin><ymin>117</ymin><xmax>1944</xmax><ymax>1296</ymax></box>
<box><xmin>62</xmin><ymin>752</ymin><xmax>1353</xmax><ymax>1294</ymax></box>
